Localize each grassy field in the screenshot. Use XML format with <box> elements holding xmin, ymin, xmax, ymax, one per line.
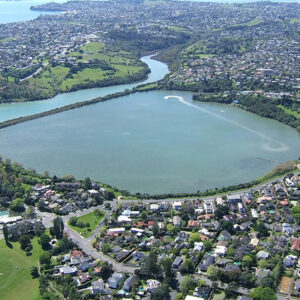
<box><xmin>25</xmin><ymin>41</ymin><xmax>147</xmax><ymax>98</ymax></box>
<box><xmin>290</xmin><ymin>18</ymin><xmax>300</xmax><ymax>24</ymax></box>
<box><xmin>212</xmin><ymin>290</ymin><xmax>225</xmax><ymax>300</ymax></box>
<box><xmin>0</xmin><ymin>237</ymin><xmax>43</xmax><ymax>300</ymax></box>
<box><xmin>68</xmin><ymin>210</ymin><xmax>106</xmax><ymax>238</ymax></box>
<box><xmin>229</xmin><ymin>17</ymin><xmax>263</xmax><ymax>28</ymax></box>
<box><xmin>278</xmin><ymin>105</ymin><xmax>300</xmax><ymax>118</ymax></box>
<box><xmin>181</xmin><ymin>41</ymin><xmax>213</xmax><ymax>62</ymax></box>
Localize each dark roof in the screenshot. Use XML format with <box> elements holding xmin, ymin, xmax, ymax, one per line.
<box><xmin>123</xmin><ymin>275</ymin><xmax>137</xmax><ymax>291</ymax></box>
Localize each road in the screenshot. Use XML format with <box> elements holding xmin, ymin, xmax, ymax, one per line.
<box><xmin>33</xmin><ymin>172</ymin><xmax>296</xmax><ymax>283</ymax></box>
<box><xmin>62</xmin><ymin>217</ymin><xmax>136</xmax><ymax>274</ymax></box>
<box><xmin>36</xmin><ymin>203</ymin><xmax>136</xmax><ymax>273</ymax></box>
<box><xmin>20</xmin><ymin>62</ymin><xmax>49</xmax><ymax>82</ymax></box>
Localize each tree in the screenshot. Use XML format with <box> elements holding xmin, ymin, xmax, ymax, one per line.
<box><xmin>207</xmin><ymin>266</ymin><xmax>219</xmax><ymax>280</ymax></box>
<box><xmin>151</xmin><ymin>283</ymin><xmax>170</xmax><ymax>300</ymax></box>
<box><xmin>260</xmin><ymin>275</ymin><xmax>275</xmax><ymax>289</ymax></box>
<box><xmin>188</xmin><ymin>232</ymin><xmax>201</xmax><ymax>245</ymax></box>
<box><xmin>167</xmin><ymin>223</ymin><xmax>174</xmax><ymax>233</ymax></box>
<box><xmin>212</xmin><ymin>281</ymin><xmax>218</xmax><ymax>291</ymax></box>
<box><xmin>180</xmin><ymin>276</ymin><xmax>196</xmax><ymax>295</ymax></box>
<box><xmin>104</xmin><ymin>191</ymin><xmax>115</xmax><ymax>201</ymax></box>
<box><xmin>180</xmin><ymin>259</ymin><xmax>194</xmax><ymax>274</ymax></box>
<box><xmin>140</xmin><ymin>251</ymin><xmax>162</xmax><ymax>278</ymax></box>
<box><xmin>239</xmin><ymin>271</ymin><xmax>256</xmax><ymax>288</ymax></box>
<box><xmin>39</xmin><ymin>233</ymin><xmax>51</xmax><ymax>250</ymax></box>
<box><xmin>25</xmin><ymin>206</ymin><xmax>35</xmax><ymax>218</ymax></box>
<box><xmin>76</xmin><ymin>219</ymin><xmax>85</xmax><ymax>228</ymax></box>
<box><xmin>242</xmin><ymin>255</ymin><xmax>256</xmax><ymax>269</ymax></box>
<box><xmin>258</xmin><ymin>259</ymin><xmax>268</xmax><ymax>269</ymax></box>
<box><xmin>40</xmin><ymin>252</ymin><xmax>51</xmax><ymax>265</ymax></box>
<box><xmin>250</xmin><ymin>287</ymin><xmax>276</xmax><ymax>300</ymax></box>
<box><xmin>10</xmin><ymin>197</ymin><xmax>25</xmax><ymax>212</ymax></box>
<box><xmin>214</xmin><ymin>205</ymin><xmax>229</xmax><ymax>219</ymax></box>
<box><xmin>69</xmin><ymin>217</ymin><xmax>78</xmax><ymax>226</ymax></box>
<box><xmin>52</xmin><ymin>217</ymin><xmax>64</xmax><ymax>239</ymax></box>
<box><xmin>94</xmin><ymin>193</ymin><xmax>103</xmax><ymax>205</ymax></box>
<box><xmin>102</xmin><ymin>243</ymin><xmax>111</xmax><ymax>254</ymax></box>
<box><xmin>221</xmin><ymin>220</ymin><xmax>235</xmax><ymax>234</ymax></box>
<box><xmin>19</xmin><ymin>235</ymin><xmax>31</xmax><ymax>251</ymax></box>
<box><xmin>203</xmin><ymin>240</ymin><xmax>213</xmax><ymax>251</ymax></box>
<box><xmin>271</xmin><ymin>260</ymin><xmax>283</xmax><ymax>285</ymax></box>
<box><xmin>152</xmin><ymin>222</ymin><xmax>160</xmax><ymax>238</ymax></box>
<box><xmin>62</xmin><ymin>174</ymin><xmax>75</xmax><ymax>182</ymax></box>
<box><xmin>3</xmin><ymin>224</ymin><xmax>9</xmax><ymax>245</ymax></box>
<box><xmin>162</xmin><ymin>257</ymin><xmax>177</xmax><ymax>289</ymax></box>
<box><xmin>31</xmin><ymin>266</ymin><xmax>39</xmax><ymax>278</ymax></box>
<box><xmin>141</xmin><ymin>211</ymin><xmax>148</xmax><ymax>222</ymax></box>
<box><xmin>83</xmin><ymin>177</ymin><xmax>92</xmax><ymax>189</ymax></box>
<box><xmin>100</xmin><ymin>263</ymin><xmax>112</xmax><ymax>281</ymax></box>
<box><xmin>225</xmin><ymin>282</ymin><xmax>238</xmax><ymax>297</ymax></box>
<box><xmin>197</xmin><ymin>279</ymin><xmax>206</xmax><ymax>287</ymax></box>
<box><xmin>254</xmin><ymin>222</ymin><xmax>269</xmax><ymax>238</ymax></box>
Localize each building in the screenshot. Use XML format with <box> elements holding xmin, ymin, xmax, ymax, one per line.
<box><xmin>92</xmin><ymin>279</ymin><xmax>109</xmax><ymax>294</ymax></box>
<box><xmin>203</xmin><ymin>199</ymin><xmax>215</xmax><ymax>214</ymax></box>
<box><xmin>147</xmin><ymin>279</ymin><xmax>161</xmax><ymax>292</ymax></box>
<box><xmin>123</xmin><ymin>275</ymin><xmax>137</xmax><ymax>292</ymax></box>
<box><xmin>173</xmin><ymin>202</ymin><xmax>182</xmax><ymax>211</ymax></box>
<box><xmin>173</xmin><ymin>216</ymin><xmax>181</xmax><ymax>227</ymax></box>
<box><xmin>108</xmin><ymin>272</ymin><xmax>124</xmax><ymax>289</ymax></box>
<box><xmin>257</xmin><ymin>251</ymin><xmax>270</xmax><ymax>260</ymax></box>
<box><xmin>172</xmin><ymin>256</ymin><xmax>183</xmax><ymax>269</ymax></box>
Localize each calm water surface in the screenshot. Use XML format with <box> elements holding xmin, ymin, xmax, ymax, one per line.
<box><xmin>1</xmin><ymin>90</ymin><xmax>299</xmax><ymax>194</ymax></box>
<box><xmin>0</xmin><ymin>55</ymin><xmax>169</xmax><ymax>122</ymax></box>
<box><xmin>0</xmin><ymin>0</ymin><xmax>64</xmax><ymax>24</ymax></box>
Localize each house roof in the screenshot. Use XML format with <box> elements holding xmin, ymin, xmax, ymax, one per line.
<box><xmin>292</xmin><ymin>238</ymin><xmax>300</xmax><ymax>251</ymax></box>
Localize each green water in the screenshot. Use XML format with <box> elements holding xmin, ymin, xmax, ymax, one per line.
<box><xmin>0</xmin><ymin>90</ymin><xmax>299</xmax><ymax>194</ymax></box>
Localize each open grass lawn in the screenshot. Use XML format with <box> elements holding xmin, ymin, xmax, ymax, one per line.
<box><xmin>278</xmin><ymin>105</ymin><xmax>300</xmax><ymax>118</ymax></box>
<box><xmin>25</xmin><ymin>41</ymin><xmax>146</xmax><ymax>96</ymax></box>
<box><xmin>68</xmin><ymin>210</ymin><xmax>106</xmax><ymax>238</ymax></box>
<box><xmin>212</xmin><ymin>290</ymin><xmax>225</xmax><ymax>300</ymax></box>
<box><xmin>0</xmin><ymin>237</ymin><xmax>43</xmax><ymax>300</ymax></box>
<box><xmin>290</xmin><ymin>18</ymin><xmax>300</xmax><ymax>24</ymax></box>
<box><xmin>28</xmin><ymin>65</ymin><xmax>70</xmax><ymax>91</ymax></box>
<box><xmin>60</xmin><ymin>68</ymin><xmax>110</xmax><ymax>91</ymax></box>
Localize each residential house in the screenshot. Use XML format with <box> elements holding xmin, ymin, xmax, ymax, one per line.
<box><xmin>292</xmin><ymin>238</ymin><xmax>300</xmax><ymax>251</ymax></box>
<box><xmin>199</xmin><ymin>255</ymin><xmax>215</xmax><ymax>272</ymax></box>
<box><xmin>194</xmin><ymin>286</ymin><xmax>211</xmax><ymax>299</ymax></box>
<box><xmin>92</xmin><ymin>279</ymin><xmax>110</xmax><ymax>294</ymax></box>
<box><xmin>173</xmin><ymin>202</ymin><xmax>182</xmax><ymax>211</ymax></box>
<box><xmin>123</xmin><ymin>275</ymin><xmax>137</xmax><ymax>292</ymax></box>
<box><xmin>295</xmin><ymin>279</ymin><xmax>300</xmax><ymax>292</ymax></box>
<box><xmin>219</xmin><ymin>230</ymin><xmax>232</xmax><ymax>241</ymax></box>
<box><xmin>150</xmin><ymin>204</ymin><xmax>159</xmax><ymax>212</ymax></box>
<box><xmin>215</xmin><ymin>245</ymin><xmax>227</xmax><ymax>256</ymax></box>
<box><xmin>193</xmin><ymin>242</ymin><xmax>204</xmax><ymax>252</ymax></box>
<box><xmin>147</xmin><ymin>279</ymin><xmax>161</xmax><ymax>292</ymax></box>
<box><xmin>283</xmin><ymin>255</ymin><xmax>297</xmax><ymax>268</ymax></box>
<box><xmin>117</xmin><ymin>215</ymin><xmax>131</xmax><ymax>224</ymax></box>
<box><xmin>172</xmin><ymin>256</ymin><xmax>183</xmax><ymax>269</ymax></box>
<box><xmin>108</xmin><ymin>272</ymin><xmax>124</xmax><ymax>289</ymax></box>
<box><xmin>257</xmin><ymin>251</ymin><xmax>270</xmax><ymax>260</ymax></box>
<box><xmin>173</xmin><ymin>216</ymin><xmax>181</xmax><ymax>227</ymax></box>
<box><xmin>203</xmin><ymin>199</ymin><xmax>215</xmax><ymax>214</ymax></box>
<box><xmin>240</xmin><ymin>221</ymin><xmax>253</xmax><ymax>231</ymax></box>
<box><xmin>59</xmin><ymin>266</ymin><xmax>77</xmax><ymax>276</ymax></box>
<box><xmin>227</xmin><ymin>194</ymin><xmax>241</xmax><ymax>204</ymax></box>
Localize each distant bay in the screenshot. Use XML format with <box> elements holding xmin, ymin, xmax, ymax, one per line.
<box><xmin>0</xmin><ymin>0</ymin><xmax>65</xmax><ymax>24</ymax></box>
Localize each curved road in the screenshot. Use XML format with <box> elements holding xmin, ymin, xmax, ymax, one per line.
<box><xmin>35</xmin><ymin>172</ymin><xmax>296</xmax><ymax>276</ymax></box>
